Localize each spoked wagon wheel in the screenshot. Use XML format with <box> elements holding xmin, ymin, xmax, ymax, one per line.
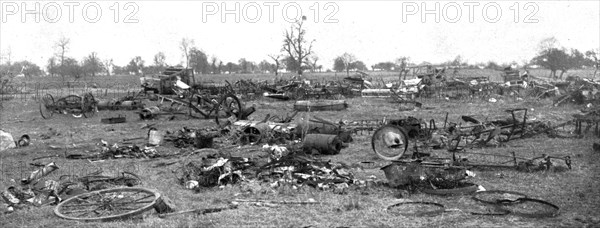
<box><xmin>54</xmin><ymin>187</ymin><xmax>162</xmax><ymax>222</ymax></box>
<box><xmin>82</xmin><ymin>93</ymin><xmax>97</xmax><ymax>118</ymax></box>
<box><xmin>215</xmin><ymin>94</ymin><xmax>242</xmax><ymax>127</ymax></box>
<box><xmin>40</xmin><ymin>94</ymin><xmax>55</xmax><ymax>119</ymax></box>
<box><xmin>371</xmin><ymin>125</ymin><xmax>409</xmax><ymax>160</ymax></box>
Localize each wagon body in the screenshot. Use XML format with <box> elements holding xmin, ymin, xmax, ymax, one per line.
<box><xmin>140</xmin><ymin>67</ymin><xmax>195</xmax><ymax>95</ymax></box>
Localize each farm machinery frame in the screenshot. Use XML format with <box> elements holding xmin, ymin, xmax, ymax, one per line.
<box><xmin>39</xmin><ymin>93</ymin><xmax>97</xmax><ymax>119</ymax></box>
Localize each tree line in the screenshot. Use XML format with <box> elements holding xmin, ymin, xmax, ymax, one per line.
<box><xmin>1</xmin><ymin>21</ymin><xmax>599</xmax><ymax>79</ymax></box>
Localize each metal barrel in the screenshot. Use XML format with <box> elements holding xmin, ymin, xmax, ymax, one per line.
<box><xmin>139</xmin><ymin>106</ymin><xmax>161</xmax><ymax>119</ymax></box>
<box><xmin>302</xmin><ymin>134</ymin><xmax>342</xmax><ymax>155</ymax></box>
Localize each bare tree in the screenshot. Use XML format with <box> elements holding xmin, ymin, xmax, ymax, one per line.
<box><xmin>210</xmin><ymin>56</ymin><xmax>219</xmax><ymax>74</ymax></box>
<box><xmin>308</xmin><ymin>56</ymin><xmax>319</xmax><ymax>72</ymax></box>
<box><xmin>103</xmin><ymin>59</ymin><xmax>113</xmax><ymax>76</ymax></box>
<box><xmin>126</xmin><ymin>56</ymin><xmax>145</xmax><ymax>75</ymax></box>
<box><xmin>282</xmin><ymin>16</ymin><xmax>315</xmax><ymax>75</ymax></box>
<box><xmin>396</xmin><ymin>57</ymin><xmax>410</xmax><ymax>79</ymax></box>
<box><xmin>537</xmin><ymin>37</ymin><xmax>559</xmax><ymax>53</ymax></box>
<box><xmin>82</xmin><ymin>52</ymin><xmax>102</xmax><ymax>78</ymax></box>
<box><xmin>153</xmin><ymin>52</ymin><xmax>166</xmax><ymax>67</ymax></box>
<box><xmin>268</xmin><ymin>54</ymin><xmax>281</xmax><ymax>76</ymax></box>
<box><xmin>340</xmin><ymin>52</ymin><xmax>356</xmax><ymax>76</ymax></box>
<box><xmin>189</xmin><ymin>48</ymin><xmax>209</xmax><ymax>74</ymax></box>
<box><xmin>55</xmin><ymin>37</ymin><xmax>70</xmax><ymax>66</ymax></box>
<box><xmin>47</xmin><ymin>57</ymin><xmax>58</xmax><ymax>77</ymax></box>
<box><xmin>586</xmin><ymin>49</ymin><xmax>600</xmax><ymax>77</ymax></box>
<box><xmin>54</xmin><ymin>37</ymin><xmax>70</xmax><ymax>80</ymax></box>
<box><xmin>532</xmin><ymin>37</ymin><xmax>574</xmax><ymax>79</ymax></box>
<box><xmin>180</xmin><ymin>38</ymin><xmax>194</xmax><ymax>68</ymax></box>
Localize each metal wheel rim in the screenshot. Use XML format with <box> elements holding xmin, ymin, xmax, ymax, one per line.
<box><xmin>499</xmin><ymin>198</ymin><xmax>559</xmax><ymax>218</ymax></box>
<box><xmin>54</xmin><ymin>187</ymin><xmax>160</xmax><ymax>222</ymax></box>
<box><xmin>371</xmin><ymin>125</ymin><xmax>409</xmax><ymax>160</ymax></box>
<box><xmin>40</xmin><ymin>94</ymin><xmax>55</xmax><ymax>119</ymax></box>
<box><xmin>472</xmin><ymin>190</ymin><xmax>529</xmax><ymax>205</ymax></box>
<box><xmin>215</xmin><ymin>94</ymin><xmax>242</xmax><ymax>127</ymax></box>
<box><xmin>82</xmin><ymin>93</ymin><xmax>96</xmax><ymax>118</ymax></box>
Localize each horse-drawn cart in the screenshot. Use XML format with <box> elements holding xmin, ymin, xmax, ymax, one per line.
<box><xmin>39</xmin><ymin>93</ymin><xmax>97</xmax><ymax>119</ymax></box>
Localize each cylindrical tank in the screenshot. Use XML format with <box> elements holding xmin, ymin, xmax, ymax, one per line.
<box><xmin>302</xmin><ymin>134</ymin><xmax>342</xmax><ymax>155</ymax></box>
<box><xmin>139</xmin><ymin>106</ymin><xmax>161</xmax><ymax>119</ymax></box>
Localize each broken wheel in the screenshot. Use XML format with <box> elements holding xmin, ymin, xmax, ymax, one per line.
<box><xmin>54</xmin><ymin>187</ymin><xmax>163</xmax><ymax>222</ymax></box>
<box><xmin>81</xmin><ymin>93</ymin><xmax>97</xmax><ymax>118</ymax></box>
<box><xmin>371</xmin><ymin>125</ymin><xmax>409</xmax><ymax>160</ymax></box>
<box><xmin>215</xmin><ymin>94</ymin><xmax>242</xmax><ymax>127</ymax></box>
<box><xmin>40</xmin><ymin>94</ymin><xmax>55</xmax><ymax>119</ymax></box>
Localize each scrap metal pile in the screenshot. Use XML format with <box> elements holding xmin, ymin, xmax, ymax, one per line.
<box><xmin>176</xmin><ymin>150</ymin><xmax>358</xmax><ymax>194</ymax></box>
<box><xmin>364</xmin><ymin>109</ymin><xmax>575</xmax><ymax>198</ymax></box>
<box><xmin>365</xmin><ymin>108</ymin><xmax>576</xmax><ymax>160</ymax></box>
<box><xmin>14</xmin><ymin>66</ymin><xmax>590</xmax><ymax>222</ymax></box>
<box><xmin>260</xmin><ymin>79</ymin><xmax>357</xmax><ymax>101</ymax></box>
<box><xmin>177</xmin><ymin>154</ymin><xmax>255</xmax><ymax>188</ymax></box>
<box><xmin>553</xmin><ymin>76</ymin><xmax>600</xmax><ymax>106</ymax></box>
<box><xmin>1</xmin><ymin>162</ymin><xmax>141</xmax><ymax>213</ymax></box>
<box><xmin>65</xmin><ymin>141</ymin><xmax>160</xmax><ymax>160</ymax></box>
<box><xmin>37</xmin><ymin>67</ymin><xmax>600</xmax><ymax>124</ymax></box>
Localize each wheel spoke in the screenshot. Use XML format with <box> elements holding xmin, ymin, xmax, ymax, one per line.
<box><xmin>55</xmin><ymin>187</ymin><xmax>160</xmax><ymax>221</ymax></box>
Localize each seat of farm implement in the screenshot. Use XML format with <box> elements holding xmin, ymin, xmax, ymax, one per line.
<box><xmin>572</xmin><ymin>114</ymin><xmax>600</xmax><ymax>136</ymax></box>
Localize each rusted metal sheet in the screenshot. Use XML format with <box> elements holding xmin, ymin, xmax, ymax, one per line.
<box><xmin>101</xmin><ymin>115</ymin><xmax>126</xmax><ymax>124</ymax></box>
<box><xmin>294</xmin><ymin>100</ymin><xmax>348</xmax><ymax>111</ymax></box>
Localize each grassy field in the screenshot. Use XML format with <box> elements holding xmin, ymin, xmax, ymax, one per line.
<box><xmin>0</xmin><ymin>69</ymin><xmax>599</xmax><ymax>227</ymax></box>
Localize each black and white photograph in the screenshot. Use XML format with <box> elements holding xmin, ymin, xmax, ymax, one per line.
<box><xmin>0</xmin><ymin>0</ymin><xmax>599</xmax><ymax>226</ymax></box>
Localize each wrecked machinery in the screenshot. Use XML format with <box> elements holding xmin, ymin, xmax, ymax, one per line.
<box><xmin>370</xmin><ymin>108</ymin><xmax>570</xmax><ymax>161</ymax></box>
<box><xmin>262</xmin><ymin>80</ymin><xmax>356</xmax><ymax>101</ymax></box>
<box><xmin>140</xmin><ymin>67</ymin><xmax>196</xmax><ymax>95</ymax></box>
<box><xmin>140</xmin><ymin>92</ymin><xmax>246</xmax><ymax>125</ymax></box>
<box><xmin>407</xmin><ymin>64</ymin><xmax>447</xmax><ymax>86</ymax></box>
<box><xmin>39</xmin><ymin>93</ymin><xmax>97</xmax><ymax>119</ymax></box>
<box><xmin>136</xmin><ymin>67</ymin><xmax>250</xmax><ymax>124</ymax></box>
<box><xmin>225</xmin><ymin>113</ymin><xmax>352</xmax><ymax>147</ymax></box>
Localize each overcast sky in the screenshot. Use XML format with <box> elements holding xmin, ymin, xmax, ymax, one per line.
<box><xmin>0</xmin><ymin>0</ymin><xmax>599</xmax><ymax>70</ymax></box>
